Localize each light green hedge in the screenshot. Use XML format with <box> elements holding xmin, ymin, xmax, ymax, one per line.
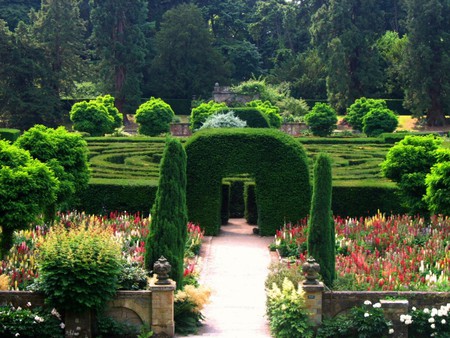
<box><xmin>185</xmin><ymin>128</ymin><xmax>311</xmax><ymax>235</ymax></box>
<box><xmin>0</xmin><ymin>128</ymin><xmax>21</xmax><ymax>142</ymax></box>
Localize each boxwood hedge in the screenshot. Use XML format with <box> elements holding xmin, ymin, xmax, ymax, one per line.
<box><xmin>185</xmin><ymin>128</ymin><xmax>311</xmax><ymax>235</ymax></box>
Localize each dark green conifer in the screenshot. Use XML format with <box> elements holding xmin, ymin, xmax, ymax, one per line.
<box><xmin>145</xmin><ymin>137</ymin><xmax>187</xmax><ymax>289</ymax></box>
<box><xmin>307</xmin><ymin>153</ymin><xmax>336</xmax><ymax>287</ymax></box>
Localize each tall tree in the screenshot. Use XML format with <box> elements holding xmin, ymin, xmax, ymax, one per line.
<box><xmin>307</xmin><ymin>153</ymin><xmax>335</xmax><ymax>287</ymax></box>
<box><xmin>402</xmin><ymin>0</ymin><xmax>450</xmax><ymax>126</ymax></box>
<box><xmin>0</xmin><ymin>0</ymin><xmax>40</xmax><ymax>29</ymax></box>
<box><xmin>148</xmin><ymin>3</ymin><xmax>229</xmax><ymax>99</ymax></box>
<box><xmin>29</xmin><ymin>0</ymin><xmax>87</xmax><ymax>97</ymax></box>
<box><xmin>145</xmin><ymin>137</ymin><xmax>188</xmax><ymax>289</ymax></box>
<box><xmin>90</xmin><ymin>0</ymin><xmax>148</xmax><ymax>117</ymax></box>
<box><xmin>310</xmin><ymin>0</ymin><xmax>385</xmax><ymax>113</ymax></box>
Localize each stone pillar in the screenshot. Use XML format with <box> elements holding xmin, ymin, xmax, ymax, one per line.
<box><xmin>302</xmin><ymin>282</ymin><xmax>325</xmax><ymax>325</ymax></box>
<box><xmin>149</xmin><ymin>282</ymin><xmax>176</xmax><ymax>337</ymax></box>
<box><xmin>64</xmin><ymin>311</ymin><xmax>92</xmax><ymax>338</ymax></box>
<box><xmin>380</xmin><ymin>299</ymin><xmax>409</xmax><ymax>338</ymax></box>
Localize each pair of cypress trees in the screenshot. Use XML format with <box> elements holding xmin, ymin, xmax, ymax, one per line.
<box><xmin>307</xmin><ymin>153</ymin><xmax>336</xmax><ymax>287</ymax></box>
<box><xmin>144</xmin><ymin>137</ymin><xmax>187</xmax><ymax>289</ymax></box>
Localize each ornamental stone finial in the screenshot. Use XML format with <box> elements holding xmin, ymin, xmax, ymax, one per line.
<box><xmin>302</xmin><ymin>256</ymin><xmax>321</xmax><ymax>285</ymax></box>
<box><xmin>153</xmin><ymin>256</ymin><xmax>172</xmax><ymax>285</ymax></box>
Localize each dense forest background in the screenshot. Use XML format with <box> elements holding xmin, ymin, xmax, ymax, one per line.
<box><xmin>0</xmin><ymin>0</ymin><xmax>449</xmax><ymax>129</ymax></box>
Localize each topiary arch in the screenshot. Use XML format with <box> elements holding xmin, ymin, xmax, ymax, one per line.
<box><xmin>185</xmin><ymin>128</ymin><xmax>311</xmax><ymax>236</ymax></box>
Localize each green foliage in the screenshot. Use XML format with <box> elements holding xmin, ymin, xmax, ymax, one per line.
<box><xmin>94</xmin><ymin>95</ymin><xmax>123</xmax><ymax>129</ymax></box>
<box><xmin>190</xmin><ymin>101</ymin><xmax>227</xmax><ymax>130</ymax></box>
<box><xmin>174</xmin><ymin>285</ymin><xmax>210</xmax><ymax>335</ymax></box>
<box><xmin>362</xmin><ymin>108</ymin><xmax>398</xmax><ymax>136</ymax></box>
<box><xmin>220</xmin><ymin>183</ymin><xmax>230</xmax><ymax>225</ymax></box>
<box><xmin>304</xmin><ymin>103</ymin><xmax>338</xmax><ymax>137</ymax></box>
<box><xmin>425</xmin><ymin>149</ymin><xmax>450</xmax><ymax>215</ymax></box>
<box><xmin>277</xmin><ymin>97</ymin><xmax>310</xmax><ymax>123</ymax></box>
<box><xmin>265</xmin><ymin>262</ymin><xmax>304</xmax><ymax>290</ymax></box>
<box><xmin>0</xmin><ymin>140</ymin><xmax>58</xmax><ymax>258</ymax></box>
<box><xmin>135</xmin><ymin>97</ymin><xmax>175</xmax><ymax>136</ymax></box>
<box><xmin>199</xmin><ymin>111</ymin><xmax>247</xmax><ymax>129</ymax></box>
<box><xmin>95</xmin><ymin>313</ymin><xmax>140</xmax><ymax>337</ymax></box>
<box><xmin>266</xmin><ymin>278</ymin><xmax>314</xmax><ymax>338</ymax></box>
<box><xmin>15</xmin><ymin>125</ymin><xmax>90</xmax><ymax>213</ymax></box>
<box><xmin>246</xmin><ymin>100</ymin><xmax>282</xmax><ymax>128</ymax></box>
<box><xmin>346</xmin><ymin>98</ymin><xmax>388</xmax><ymax>131</ymax></box>
<box><xmin>185</xmin><ymin>128</ymin><xmax>310</xmax><ymax>236</ymax></box>
<box><xmin>70</xmin><ymin>100</ymin><xmax>115</xmax><ymax>136</ymax></box>
<box><xmin>381</xmin><ymin>135</ymin><xmax>441</xmax><ymax>215</ymax></box>
<box><xmin>145</xmin><ymin>137</ymin><xmax>187</xmax><ymax>288</ymax></box>
<box><xmin>244</xmin><ymin>183</ymin><xmax>258</xmax><ymax>225</ymax></box>
<box><xmin>403</xmin><ymin>305</ymin><xmax>450</xmax><ymax>337</ymax></box>
<box><xmin>307</xmin><ymin>153</ymin><xmax>335</xmax><ymax>287</ymax></box>
<box><xmin>317</xmin><ymin>301</ymin><xmax>393</xmax><ymax>338</ymax></box>
<box><xmin>0</xmin><ymin>129</ymin><xmax>20</xmax><ymax>142</ymax></box>
<box><xmin>215</xmin><ymin>107</ymin><xmax>270</xmax><ymax>128</ymax></box>
<box><xmin>118</xmin><ymin>260</ymin><xmax>148</xmax><ymax>290</ymax></box>
<box><xmin>37</xmin><ymin>224</ymin><xmax>123</xmax><ymax>313</ymax></box>
<box><xmin>0</xmin><ymin>305</ymin><xmax>64</xmax><ymax>338</ymax></box>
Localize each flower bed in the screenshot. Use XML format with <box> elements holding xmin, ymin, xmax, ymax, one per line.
<box><xmin>270</xmin><ymin>213</ymin><xmax>450</xmax><ymax>291</ymax></box>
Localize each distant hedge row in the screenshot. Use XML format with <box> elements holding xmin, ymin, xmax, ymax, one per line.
<box><xmin>0</xmin><ymin>128</ymin><xmax>21</xmax><ymax>142</ymax></box>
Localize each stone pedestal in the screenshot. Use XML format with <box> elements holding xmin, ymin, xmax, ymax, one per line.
<box><xmin>301</xmin><ymin>282</ymin><xmax>324</xmax><ymax>326</ymax></box>
<box><xmin>64</xmin><ymin>310</ymin><xmax>92</xmax><ymax>338</ymax></box>
<box><xmin>149</xmin><ymin>281</ymin><xmax>176</xmax><ymax>337</ymax></box>
<box><xmin>380</xmin><ymin>299</ymin><xmax>409</xmax><ymax>338</ymax></box>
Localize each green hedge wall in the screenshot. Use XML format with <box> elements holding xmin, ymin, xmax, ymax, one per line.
<box><xmin>185</xmin><ymin>128</ymin><xmax>311</xmax><ymax>235</ymax></box>
<box><xmin>221</xmin><ymin>183</ymin><xmax>230</xmax><ymax>225</ymax></box>
<box><xmin>75</xmin><ymin>179</ymin><xmax>157</xmax><ymax>215</ymax></box>
<box><xmin>216</xmin><ymin>107</ymin><xmax>270</xmax><ymax>128</ymax></box>
<box><xmin>244</xmin><ymin>183</ymin><xmax>258</xmax><ymax>225</ymax></box>
<box><xmin>0</xmin><ymin>128</ymin><xmax>21</xmax><ymax>142</ymax></box>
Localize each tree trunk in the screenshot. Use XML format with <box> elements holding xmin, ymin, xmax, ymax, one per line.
<box><xmin>427</xmin><ymin>87</ymin><xmax>446</xmax><ymax>126</ymax></box>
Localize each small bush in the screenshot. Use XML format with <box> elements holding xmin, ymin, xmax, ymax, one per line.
<box><xmin>346</xmin><ymin>98</ymin><xmax>387</xmax><ymax>131</ymax></box>
<box><xmin>266</xmin><ymin>278</ymin><xmax>314</xmax><ymax>338</ymax></box>
<box><xmin>70</xmin><ymin>100</ymin><xmax>115</xmax><ymax>136</ymax></box>
<box><xmin>304</xmin><ymin>103</ymin><xmax>338</xmax><ymax>137</ymax></box>
<box><xmin>199</xmin><ymin>111</ymin><xmax>247</xmax><ymax>129</ymax></box>
<box><xmin>135</xmin><ymin>97</ymin><xmax>175</xmax><ymax>136</ymax></box>
<box><xmin>37</xmin><ymin>224</ymin><xmax>123</xmax><ymax>313</ymax></box>
<box><xmin>402</xmin><ymin>304</ymin><xmax>450</xmax><ymax>337</ymax></box>
<box><xmin>174</xmin><ymin>285</ymin><xmax>211</xmax><ymax>335</ymax></box>
<box><xmin>94</xmin><ymin>94</ymin><xmax>123</xmax><ymax>129</ymax></box>
<box><xmin>246</xmin><ymin>100</ymin><xmax>282</xmax><ymax>128</ymax></box>
<box><xmin>190</xmin><ymin>101</ymin><xmax>227</xmax><ymax>130</ymax></box>
<box><xmin>362</xmin><ymin>108</ymin><xmax>398</xmax><ymax>136</ymax></box>
<box><xmin>265</xmin><ymin>262</ymin><xmax>304</xmax><ymax>290</ymax></box>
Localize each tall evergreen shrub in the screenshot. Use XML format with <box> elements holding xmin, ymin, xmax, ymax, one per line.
<box><xmin>307</xmin><ymin>153</ymin><xmax>336</xmax><ymax>287</ymax></box>
<box><xmin>145</xmin><ymin>137</ymin><xmax>187</xmax><ymax>289</ymax></box>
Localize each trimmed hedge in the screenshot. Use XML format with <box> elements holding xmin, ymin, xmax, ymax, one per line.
<box><xmin>75</xmin><ymin>179</ymin><xmax>157</xmax><ymax>215</ymax></box>
<box><xmin>163</xmin><ymin>98</ymin><xmax>192</xmax><ymax>115</ymax></box>
<box><xmin>216</xmin><ymin>107</ymin><xmax>270</xmax><ymax>128</ymax></box>
<box><xmin>221</xmin><ymin>183</ymin><xmax>230</xmax><ymax>225</ymax></box>
<box><xmin>380</xmin><ymin>132</ymin><xmax>442</xmax><ymax>144</ymax></box>
<box><xmin>0</xmin><ymin>128</ymin><xmax>21</xmax><ymax>142</ymax></box>
<box><xmin>185</xmin><ymin>128</ymin><xmax>311</xmax><ymax>235</ymax></box>
<box><xmin>244</xmin><ymin>183</ymin><xmax>258</xmax><ymax>225</ymax></box>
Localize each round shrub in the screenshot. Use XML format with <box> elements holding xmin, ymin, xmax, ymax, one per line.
<box><xmin>215</xmin><ymin>107</ymin><xmax>270</xmax><ymax>128</ymax></box>
<box><xmin>190</xmin><ymin>101</ymin><xmax>227</xmax><ymax>130</ymax></box>
<box><xmin>70</xmin><ymin>100</ymin><xmax>115</xmax><ymax>136</ymax></box>
<box><xmin>362</xmin><ymin>108</ymin><xmax>398</xmax><ymax>136</ymax></box>
<box><xmin>346</xmin><ymin>98</ymin><xmax>387</xmax><ymax>131</ymax></box>
<box><xmin>37</xmin><ymin>224</ymin><xmax>123</xmax><ymax>313</ymax></box>
<box><xmin>199</xmin><ymin>111</ymin><xmax>247</xmax><ymax>129</ymax></box>
<box><xmin>304</xmin><ymin>103</ymin><xmax>338</xmax><ymax>137</ymax></box>
<box><xmin>94</xmin><ymin>94</ymin><xmax>123</xmax><ymax>129</ymax></box>
<box><xmin>246</xmin><ymin>100</ymin><xmax>282</xmax><ymax>128</ymax></box>
<box><xmin>135</xmin><ymin>97</ymin><xmax>175</xmax><ymax>136</ymax></box>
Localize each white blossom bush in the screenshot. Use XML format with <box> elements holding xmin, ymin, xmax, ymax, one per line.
<box><xmin>199</xmin><ymin>111</ymin><xmax>247</xmax><ymax>130</ymax></box>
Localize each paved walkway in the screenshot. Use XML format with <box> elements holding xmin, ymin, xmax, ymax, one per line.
<box><xmin>180</xmin><ymin>218</ymin><xmax>274</xmax><ymax>337</ymax></box>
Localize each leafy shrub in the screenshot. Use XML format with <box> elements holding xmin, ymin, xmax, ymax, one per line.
<box><xmin>95</xmin><ymin>313</ymin><xmax>140</xmax><ymax>337</ymax></box>
<box><xmin>402</xmin><ymin>304</ymin><xmax>450</xmax><ymax>337</ymax></box>
<box><xmin>278</xmin><ymin>97</ymin><xmax>310</xmax><ymax>123</ymax></box>
<box><xmin>304</xmin><ymin>103</ymin><xmax>338</xmax><ymax>137</ymax></box>
<box><xmin>317</xmin><ymin>300</ymin><xmax>393</xmax><ymax>338</ymax></box>
<box><xmin>117</xmin><ymin>260</ymin><xmax>148</xmax><ymax>290</ymax></box>
<box><xmin>70</xmin><ymin>100</ymin><xmax>116</xmax><ymax>136</ymax></box>
<box><xmin>199</xmin><ymin>111</ymin><xmax>247</xmax><ymax>129</ymax></box>
<box><xmin>266</xmin><ymin>278</ymin><xmax>314</xmax><ymax>338</ymax></box>
<box><xmin>346</xmin><ymin>98</ymin><xmax>388</xmax><ymax>131</ymax></box>
<box><xmin>135</xmin><ymin>97</ymin><xmax>175</xmax><ymax>136</ymax></box>
<box><xmin>174</xmin><ymin>285</ymin><xmax>211</xmax><ymax>335</ymax></box>
<box><xmin>0</xmin><ymin>304</ymin><xmax>64</xmax><ymax>338</ymax></box>
<box><xmin>94</xmin><ymin>94</ymin><xmax>123</xmax><ymax>129</ymax></box>
<box><xmin>0</xmin><ymin>128</ymin><xmax>20</xmax><ymax>142</ymax></box>
<box><xmin>425</xmin><ymin>154</ymin><xmax>450</xmax><ymax>215</ymax></box>
<box><xmin>246</xmin><ymin>100</ymin><xmax>282</xmax><ymax>128</ymax></box>
<box><xmin>265</xmin><ymin>262</ymin><xmax>304</xmax><ymax>290</ymax></box>
<box><xmin>37</xmin><ymin>224</ymin><xmax>123</xmax><ymax>313</ymax></box>
<box><xmin>215</xmin><ymin>107</ymin><xmax>270</xmax><ymax>128</ymax></box>
<box><xmin>362</xmin><ymin>108</ymin><xmax>398</xmax><ymax>136</ymax></box>
<box><xmin>190</xmin><ymin>101</ymin><xmax>227</xmax><ymax>130</ymax></box>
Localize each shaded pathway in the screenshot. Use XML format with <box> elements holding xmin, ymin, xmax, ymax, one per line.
<box><xmin>180</xmin><ymin>219</ymin><xmax>273</xmax><ymax>337</ymax></box>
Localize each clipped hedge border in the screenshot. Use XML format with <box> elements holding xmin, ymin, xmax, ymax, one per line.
<box><xmin>75</xmin><ymin>179</ymin><xmax>158</xmax><ymax>215</ymax></box>
<box><xmin>221</xmin><ymin>183</ymin><xmax>230</xmax><ymax>225</ymax></box>
<box><xmin>185</xmin><ymin>128</ymin><xmax>311</xmax><ymax>236</ymax></box>
<box><xmin>0</xmin><ymin>128</ymin><xmax>21</xmax><ymax>142</ymax></box>
<box><xmin>244</xmin><ymin>183</ymin><xmax>258</xmax><ymax>225</ymax></box>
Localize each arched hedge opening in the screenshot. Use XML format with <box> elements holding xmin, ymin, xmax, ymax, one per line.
<box><xmin>185</xmin><ymin>128</ymin><xmax>311</xmax><ymax>236</ymax></box>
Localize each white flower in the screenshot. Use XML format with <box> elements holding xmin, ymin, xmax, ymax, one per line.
<box><xmin>442</xmin><ymin>319</ymin><xmax>446</xmax><ymax>324</ymax></box>
<box><xmin>26</xmin><ymin>302</ymin><xmax>31</xmax><ymax>307</ymax></box>
<box><xmin>431</xmin><ymin>324</ymin><xmax>436</xmax><ymax>329</ymax></box>
<box><xmin>60</xmin><ymin>322</ymin><xmax>65</xmax><ymax>329</ymax></box>
<box><xmin>364</xmin><ymin>300</ymin><xmax>372</xmax><ymax>305</ymax></box>
<box><xmin>15</xmin><ymin>334</ymin><xmax>20</xmax><ymax>337</ymax></box>
<box><xmin>34</xmin><ymin>315</ymin><xmax>44</xmax><ymax>323</ymax></box>
<box><xmin>51</xmin><ymin>308</ymin><xmax>61</xmax><ymax>319</ymax></box>
<box><xmin>389</xmin><ymin>328</ymin><xmax>394</xmax><ymax>334</ymax></box>
<box><xmin>400</xmin><ymin>314</ymin><xmax>406</xmax><ymax>322</ymax></box>
<box><xmin>76</xmin><ymin>326</ymin><xmax>81</xmax><ymax>331</ymax></box>
<box><xmin>364</xmin><ymin>312</ymin><xmax>370</xmax><ymax>317</ymax></box>
<box><xmin>373</xmin><ymin>302</ymin><xmax>381</xmax><ymax>308</ymax></box>
<box><xmin>16</xmin><ymin>307</ymin><xmax>22</xmax><ymax>311</ymax></box>
<box><xmin>412</xmin><ymin>307</ymin><xmax>417</xmax><ymax>311</ymax></box>
<box><xmin>429</xmin><ymin>317</ymin><xmax>435</xmax><ymax>323</ymax></box>
<box><xmin>424</xmin><ymin>308</ymin><xmax>430</xmax><ymax>314</ymax></box>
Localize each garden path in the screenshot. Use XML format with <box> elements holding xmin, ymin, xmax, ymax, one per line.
<box><xmin>179</xmin><ymin>218</ymin><xmax>273</xmax><ymax>337</ymax></box>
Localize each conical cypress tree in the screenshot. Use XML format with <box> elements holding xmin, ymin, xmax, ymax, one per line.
<box><xmin>307</xmin><ymin>153</ymin><xmax>336</xmax><ymax>287</ymax></box>
<box><xmin>145</xmin><ymin>137</ymin><xmax>188</xmax><ymax>289</ymax></box>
